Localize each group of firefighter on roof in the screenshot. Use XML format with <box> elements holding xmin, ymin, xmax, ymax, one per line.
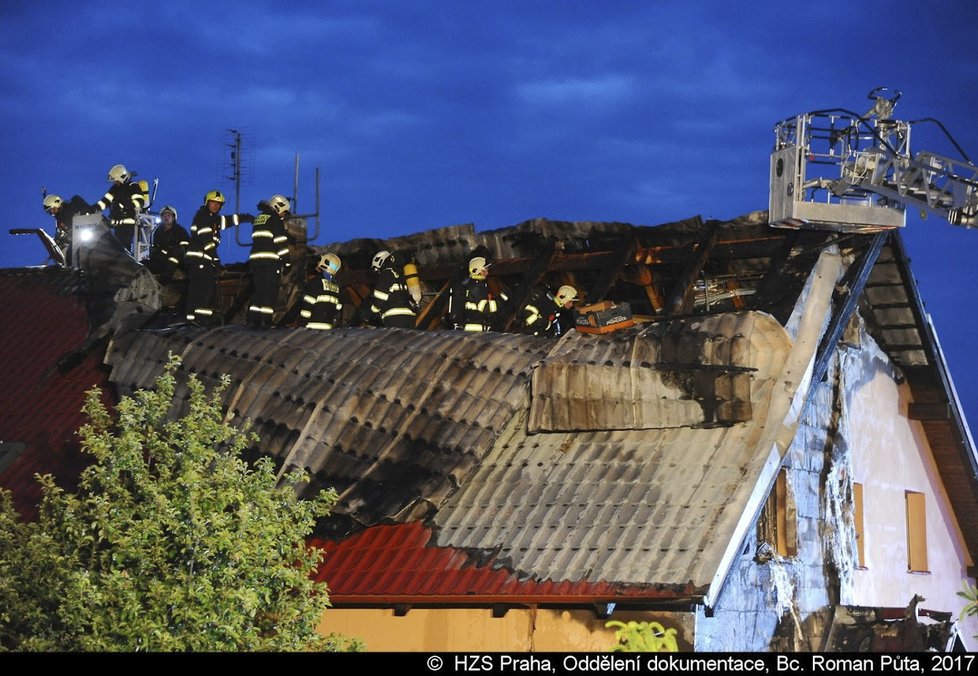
<box><xmin>41</xmin><ymin>163</ymin><xmax>581</xmax><ymax>337</ymax></box>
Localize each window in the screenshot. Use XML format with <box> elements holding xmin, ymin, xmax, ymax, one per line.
<box><xmin>853</xmin><ymin>482</ymin><xmax>866</xmax><ymax>568</ymax></box>
<box><xmin>905</xmin><ymin>491</ymin><xmax>928</xmax><ymax>573</ymax></box>
<box><xmin>758</xmin><ymin>468</ymin><xmax>797</xmax><ymax>557</ymax></box>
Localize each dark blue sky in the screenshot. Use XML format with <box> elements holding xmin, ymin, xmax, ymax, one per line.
<box><xmin>2</xmin><ymin>1</ymin><xmax>976</xmax><ymax>432</ymax></box>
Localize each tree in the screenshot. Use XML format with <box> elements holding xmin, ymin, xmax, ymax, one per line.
<box><xmin>959</xmin><ymin>580</ymin><xmax>978</xmax><ymax>640</ymax></box>
<box><xmin>0</xmin><ymin>354</ymin><xmax>359</xmax><ymax>652</ymax></box>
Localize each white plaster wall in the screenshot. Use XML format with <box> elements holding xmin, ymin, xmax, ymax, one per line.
<box><xmin>846</xmin><ymin>354</ymin><xmax>977</xmax><ymax>641</ymax></box>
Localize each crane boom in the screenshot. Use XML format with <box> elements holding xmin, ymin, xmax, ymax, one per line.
<box><xmin>769</xmin><ymin>88</ymin><xmax>978</xmax><ymax>232</ymax></box>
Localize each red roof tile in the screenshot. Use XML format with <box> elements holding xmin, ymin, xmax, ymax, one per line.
<box><xmin>311</xmin><ymin>521</ymin><xmax>686</xmax><ymax>603</ymax></box>
<box><xmin>0</xmin><ymin>269</ymin><xmax>113</xmax><ymax>518</ymax></box>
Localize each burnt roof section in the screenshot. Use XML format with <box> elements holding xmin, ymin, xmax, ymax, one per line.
<box><xmin>106</xmin><ymin>325</ymin><xmax>555</xmax><ymax>537</ymax></box>
<box><xmin>5</xmin><ymin>210</ymin><xmax>977</xmax><ymax>600</ymax></box>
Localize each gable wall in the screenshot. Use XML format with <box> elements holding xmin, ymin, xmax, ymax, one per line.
<box><xmin>694</xmin><ymin>369</ymin><xmax>837</xmax><ymax>651</ymax></box>
<box><xmin>845</xmin><ymin>346</ymin><xmax>978</xmax><ymax>640</ymax></box>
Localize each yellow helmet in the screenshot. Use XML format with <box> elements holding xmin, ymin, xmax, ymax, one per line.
<box><xmin>107</xmin><ymin>163</ymin><xmax>130</xmax><ymax>183</ymax></box>
<box><xmin>204</xmin><ymin>190</ymin><xmax>226</xmax><ymax>205</ymax></box>
<box><xmin>468</xmin><ymin>256</ymin><xmax>489</xmax><ymax>280</ymax></box>
<box><xmin>43</xmin><ymin>194</ymin><xmax>63</xmax><ymax>214</ymax></box>
<box><xmin>317</xmin><ymin>252</ymin><xmax>341</xmax><ymax>276</ymax></box>
<box><xmin>555</xmin><ymin>285</ymin><xmax>578</xmax><ymax>305</ymax></box>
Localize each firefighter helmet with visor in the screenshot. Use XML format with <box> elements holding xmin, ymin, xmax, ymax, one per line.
<box><xmin>108</xmin><ymin>164</ymin><xmax>130</xmax><ymax>183</ymax></box>
<box><xmin>43</xmin><ymin>194</ymin><xmax>63</xmax><ymax>214</ymax></box>
<box><xmin>468</xmin><ymin>256</ymin><xmax>489</xmax><ymax>280</ymax></box>
<box><xmin>268</xmin><ymin>194</ymin><xmax>291</xmax><ymax>217</ymax></box>
<box><xmin>317</xmin><ymin>252</ymin><xmax>342</xmax><ymax>276</ymax></box>
<box><xmin>371</xmin><ymin>250</ymin><xmax>392</xmax><ymax>272</ymax></box>
<box><xmin>555</xmin><ymin>285</ymin><xmax>578</xmax><ymax>305</ymax></box>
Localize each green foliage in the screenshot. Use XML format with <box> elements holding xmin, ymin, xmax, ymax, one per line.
<box><xmin>0</xmin><ymin>354</ymin><xmax>360</xmax><ymax>652</ymax></box>
<box><xmin>606</xmin><ymin>620</ymin><xmax>679</xmax><ymax>652</ymax></box>
<box><xmin>957</xmin><ymin>579</ymin><xmax>978</xmax><ymax>638</ymax></box>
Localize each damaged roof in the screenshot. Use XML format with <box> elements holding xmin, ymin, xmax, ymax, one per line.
<box><xmin>4</xmin><ymin>212</ymin><xmax>977</xmax><ymax>608</ymax></box>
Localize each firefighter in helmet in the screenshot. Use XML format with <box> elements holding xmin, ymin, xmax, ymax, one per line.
<box><xmin>448</xmin><ymin>255</ymin><xmax>509</xmax><ymax>332</ymax></box>
<box><xmin>148</xmin><ymin>205</ymin><xmax>190</xmax><ymax>283</ymax></box>
<box><xmin>552</xmin><ymin>284</ymin><xmax>579</xmax><ymax>336</ymax></box>
<box><xmin>92</xmin><ymin>163</ymin><xmax>148</xmax><ymax>253</ymax></box>
<box><xmin>366</xmin><ymin>250</ymin><xmax>418</xmax><ymax>329</ymax></box>
<box><xmin>42</xmin><ymin>193</ymin><xmax>93</xmax><ymax>266</ymax></box>
<box><xmin>517</xmin><ymin>283</ymin><xmax>579</xmax><ymax>337</ymax></box>
<box><xmin>300</xmin><ymin>252</ymin><xmax>343</xmax><ymax>330</ymax></box>
<box><xmin>247</xmin><ymin>194</ymin><xmax>292</xmax><ymax>328</ymax></box>
<box><xmin>184</xmin><ymin>189</ymin><xmax>252</xmax><ymax>324</ymax></box>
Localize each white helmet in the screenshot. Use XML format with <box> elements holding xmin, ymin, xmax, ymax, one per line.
<box><xmin>555</xmin><ymin>285</ymin><xmax>578</xmax><ymax>305</ymax></box>
<box><xmin>43</xmin><ymin>194</ymin><xmax>63</xmax><ymax>214</ymax></box>
<box><xmin>108</xmin><ymin>163</ymin><xmax>130</xmax><ymax>183</ymax></box>
<box><xmin>468</xmin><ymin>256</ymin><xmax>489</xmax><ymax>280</ymax></box>
<box><xmin>268</xmin><ymin>194</ymin><xmax>291</xmax><ymax>217</ymax></box>
<box><xmin>160</xmin><ymin>205</ymin><xmax>178</xmax><ymax>221</ymax></box>
<box><xmin>371</xmin><ymin>250</ymin><xmax>392</xmax><ymax>272</ymax></box>
<box><xmin>317</xmin><ymin>252</ymin><xmax>341</xmax><ymax>275</ymax></box>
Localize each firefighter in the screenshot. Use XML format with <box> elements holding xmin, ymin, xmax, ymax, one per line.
<box><xmin>448</xmin><ymin>256</ymin><xmax>509</xmax><ymax>332</ymax></box>
<box><xmin>553</xmin><ymin>284</ymin><xmax>579</xmax><ymax>337</ymax></box>
<box><xmin>184</xmin><ymin>190</ymin><xmax>251</xmax><ymax>324</ymax></box>
<box><xmin>42</xmin><ymin>193</ymin><xmax>92</xmax><ymax>266</ymax></box>
<box><xmin>92</xmin><ymin>163</ymin><xmax>148</xmax><ymax>253</ymax></box>
<box><xmin>247</xmin><ymin>194</ymin><xmax>292</xmax><ymax>328</ymax></box>
<box><xmin>300</xmin><ymin>252</ymin><xmax>343</xmax><ymax>330</ymax></box>
<box><xmin>519</xmin><ymin>284</ymin><xmax>560</xmax><ymax>337</ymax></box>
<box><xmin>366</xmin><ymin>250</ymin><xmax>418</xmax><ymax>329</ymax></box>
<box><xmin>148</xmin><ymin>205</ymin><xmax>190</xmax><ymax>283</ymax></box>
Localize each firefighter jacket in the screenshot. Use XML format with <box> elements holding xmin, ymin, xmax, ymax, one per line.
<box><xmin>368</xmin><ymin>263</ymin><xmax>417</xmax><ymax>328</ymax></box>
<box><xmin>186</xmin><ymin>206</ymin><xmax>243</xmax><ymax>268</ymax></box>
<box><xmin>448</xmin><ymin>277</ymin><xmax>507</xmax><ymax>332</ymax></box>
<box><xmin>94</xmin><ymin>180</ymin><xmax>147</xmax><ymax>227</ymax></box>
<box><xmin>149</xmin><ymin>222</ymin><xmax>190</xmax><ymax>278</ymax></box>
<box><xmin>520</xmin><ymin>286</ymin><xmax>558</xmax><ymax>336</ymax></box>
<box><xmin>248</xmin><ymin>208</ymin><xmax>290</xmax><ymax>270</ymax></box>
<box><xmin>300</xmin><ymin>276</ymin><xmax>343</xmax><ymax>330</ymax></box>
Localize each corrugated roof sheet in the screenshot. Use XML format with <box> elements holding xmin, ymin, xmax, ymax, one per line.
<box><xmin>435</xmin><ymin>311</ymin><xmax>794</xmax><ymax>591</ymax></box>
<box><xmin>528</xmin><ymin>312</ymin><xmax>787</xmax><ymax>431</ymax></box>
<box><xmin>105</xmin><ymin>326</ymin><xmax>556</xmax><ymax>537</ymax></box>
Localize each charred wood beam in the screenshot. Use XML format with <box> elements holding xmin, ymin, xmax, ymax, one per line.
<box><xmin>416</xmin><ymin>278</ymin><xmax>453</xmax><ymax>330</ymax></box>
<box><xmin>621</xmin><ymin>265</ymin><xmax>665</xmax><ymax>313</ymax></box>
<box><xmin>585</xmin><ymin>238</ymin><xmax>638</xmax><ymax>304</ymax></box>
<box><xmin>221</xmin><ymin>275</ymin><xmax>253</xmax><ymax>325</ymax></box>
<box><xmin>665</xmin><ymin>218</ymin><xmax>715</xmax><ymax>315</ymax></box>
<box><xmin>342</xmin><ymin>283</ymin><xmax>372</xmax><ymax>326</ymax></box>
<box><xmin>803</xmin><ymin>232</ymin><xmax>888</xmax><ymax>411</ymax></box>
<box><xmin>499</xmin><ymin>241</ymin><xmax>560</xmax><ymax>332</ymax></box>
<box><xmin>750</xmin><ymin>230</ymin><xmax>799</xmax><ymax>309</ymax></box>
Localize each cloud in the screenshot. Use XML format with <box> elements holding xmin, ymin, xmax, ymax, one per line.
<box><xmin>515</xmin><ymin>73</ymin><xmax>636</xmax><ymax>109</ymax></box>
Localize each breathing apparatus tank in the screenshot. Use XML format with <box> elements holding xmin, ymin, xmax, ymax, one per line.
<box><xmin>404</xmin><ymin>260</ymin><xmax>422</xmax><ymax>304</ymax></box>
